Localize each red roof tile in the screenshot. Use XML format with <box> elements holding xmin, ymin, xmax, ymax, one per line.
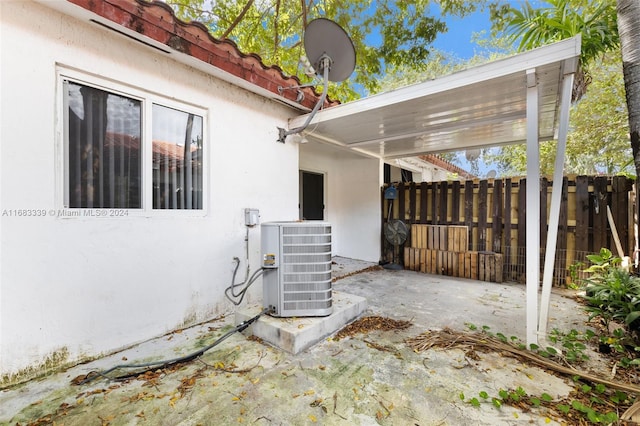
<box><xmin>419</xmin><ymin>154</ymin><xmax>475</xmax><ymax>179</ymax></box>
<box><xmin>67</xmin><ymin>0</ymin><xmax>337</xmax><ymax>110</ymax></box>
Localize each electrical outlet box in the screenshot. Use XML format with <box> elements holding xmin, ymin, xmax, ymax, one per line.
<box><xmin>244</xmin><ymin>208</ymin><xmax>259</xmax><ymax>227</ymax></box>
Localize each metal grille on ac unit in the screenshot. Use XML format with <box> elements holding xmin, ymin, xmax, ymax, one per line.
<box><xmin>261</xmin><ymin>222</ymin><xmax>332</xmax><ymax>317</ymax></box>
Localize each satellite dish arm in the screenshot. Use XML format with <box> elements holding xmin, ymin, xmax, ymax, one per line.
<box><xmin>277</xmin><ymin>55</ymin><xmax>330</xmax><ymax>143</ymax></box>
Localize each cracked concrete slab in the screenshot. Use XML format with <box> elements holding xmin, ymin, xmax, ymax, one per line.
<box><xmin>0</xmin><ymin>257</ymin><xmax>600</xmax><ymax>425</ymax></box>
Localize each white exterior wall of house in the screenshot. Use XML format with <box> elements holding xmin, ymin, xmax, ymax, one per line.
<box><xmin>299</xmin><ymin>144</ymin><xmax>381</xmax><ymax>262</ymax></box>
<box><xmin>0</xmin><ymin>1</ymin><xmax>301</xmax><ymax>379</ymax></box>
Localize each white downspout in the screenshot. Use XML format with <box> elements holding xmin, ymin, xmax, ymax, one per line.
<box><xmin>526</xmin><ymin>68</ymin><xmax>540</xmax><ymax>346</ymax></box>
<box><xmin>538</xmin><ymin>70</ymin><xmax>575</xmax><ymax>338</ymax></box>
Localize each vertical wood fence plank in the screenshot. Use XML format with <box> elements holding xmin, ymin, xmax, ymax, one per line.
<box><xmin>439</xmin><ymin>226</ymin><xmax>447</xmax><ymax>251</ymax></box>
<box><xmin>575</xmin><ymin>175</ymin><xmax>589</xmax><ymax>255</ymax></box>
<box><xmin>470</xmin><ymin>252</ymin><xmax>478</xmax><ymax>280</ymax></box>
<box><xmin>593</xmin><ymin>176</ymin><xmax>608</xmax><ymax>252</ymax></box>
<box><xmin>464</xmin><ymin>180</ymin><xmax>474</xmax><ymax>251</ymax></box>
<box><xmin>478</xmin><ymin>180</ymin><xmax>488</xmax><ymax>251</ymax></box>
<box><xmin>540</xmin><ymin>178</ymin><xmax>549</xmax><ymax>255</ymax></box>
<box><xmin>504</xmin><ymin>178</ymin><xmax>513</xmax><ymax>281</ymax></box>
<box><xmin>495</xmin><ymin>254</ymin><xmax>503</xmax><ymax>283</ymax></box>
<box><xmin>420</xmin><ymin>182</ymin><xmax>428</xmax><ymax>223</ymax></box>
<box><xmin>554</xmin><ymin>177</ymin><xmax>569</xmax><ymax>286</ymax></box>
<box><xmin>492</xmin><ymin>179</ymin><xmax>503</xmax><ymax>253</ymax></box>
<box><xmin>409</xmin><ymin>182</ymin><xmax>417</xmax><ymax>225</ymax></box>
<box><xmin>451</xmin><ymin>181</ymin><xmax>461</xmax><ymax>224</ymax></box>
<box><xmin>517</xmin><ymin>178</ymin><xmax>527</xmax><ymax>283</ymax></box>
<box><xmin>439</xmin><ymin>181</ymin><xmax>448</xmax><ymax>224</ymax></box>
<box><xmin>612</xmin><ymin>176</ymin><xmax>630</xmax><ymax>256</ymax></box>
<box><xmin>431</xmin><ymin>181</ymin><xmax>438</xmax><ymax>225</ymax></box>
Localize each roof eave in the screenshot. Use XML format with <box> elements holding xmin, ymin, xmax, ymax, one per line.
<box><xmin>37</xmin><ymin>0</ymin><xmax>332</xmax><ymax>112</ymax></box>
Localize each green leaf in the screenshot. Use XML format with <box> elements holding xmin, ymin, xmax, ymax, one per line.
<box><xmin>587</xmin><ymin>409</ymin><xmax>600</xmax><ymax>422</ymax></box>
<box><xmin>541</xmin><ymin>393</ymin><xmax>553</xmax><ymax>402</ymax></box>
<box><xmin>625</xmin><ymin>311</ymin><xmax>640</xmax><ymax>325</ymax></box>
<box><xmin>572</xmin><ymin>400</ymin><xmax>587</xmax><ymax>412</ymax></box>
<box><xmin>557</xmin><ymin>404</ymin><xmax>571</xmax><ymax>414</ymax></box>
<box><xmin>613</xmin><ymin>391</ymin><xmax>628</xmax><ymax>403</ymax></box>
<box><xmin>479</xmin><ymin>391</ymin><xmax>489</xmax><ymax>399</ymax></box>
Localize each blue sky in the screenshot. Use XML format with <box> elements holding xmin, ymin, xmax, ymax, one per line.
<box><xmin>430</xmin><ymin>7</ymin><xmax>493</xmax><ymax>58</ymax></box>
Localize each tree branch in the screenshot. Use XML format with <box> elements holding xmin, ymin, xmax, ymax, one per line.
<box><xmin>220</xmin><ymin>0</ymin><xmax>255</xmax><ymax>40</ymax></box>
<box><xmin>300</xmin><ymin>0</ymin><xmax>307</xmax><ymax>27</ymax></box>
<box><xmin>274</xmin><ymin>0</ymin><xmax>281</xmax><ymax>54</ymax></box>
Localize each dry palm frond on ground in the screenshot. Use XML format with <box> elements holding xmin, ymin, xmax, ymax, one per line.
<box><xmin>406</xmin><ymin>328</ymin><xmax>640</xmax><ymax>395</ymax></box>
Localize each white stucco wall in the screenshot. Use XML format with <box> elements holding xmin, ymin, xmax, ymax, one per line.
<box><xmin>0</xmin><ymin>1</ymin><xmax>300</xmax><ymax>378</ymax></box>
<box><xmin>299</xmin><ymin>144</ymin><xmax>382</xmax><ymax>263</ymax></box>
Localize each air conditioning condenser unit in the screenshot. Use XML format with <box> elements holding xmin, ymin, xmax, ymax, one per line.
<box><xmin>261</xmin><ymin>221</ymin><xmax>332</xmax><ymax>317</ymax></box>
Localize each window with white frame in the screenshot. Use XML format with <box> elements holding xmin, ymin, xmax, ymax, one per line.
<box><xmin>63</xmin><ymin>77</ymin><xmax>204</xmax><ymax>210</ymax></box>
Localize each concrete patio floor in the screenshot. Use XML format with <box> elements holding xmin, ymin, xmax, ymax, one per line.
<box><xmin>1</xmin><ymin>258</ymin><xmax>602</xmax><ymax>425</ymax></box>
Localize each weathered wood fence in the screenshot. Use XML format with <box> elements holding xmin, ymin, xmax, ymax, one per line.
<box><xmin>381</xmin><ymin>175</ymin><xmax>636</xmax><ymax>285</ymax></box>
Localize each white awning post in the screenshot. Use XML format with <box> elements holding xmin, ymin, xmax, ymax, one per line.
<box><xmin>538</xmin><ymin>70</ymin><xmax>576</xmax><ymax>338</ymax></box>
<box><xmin>526</xmin><ymin>68</ymin><xmax>540</xmax><ymax>347</ymax></box>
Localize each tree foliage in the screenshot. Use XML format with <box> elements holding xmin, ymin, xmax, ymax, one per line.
<box><xmin>484</xmin><ymin>53</ymin><xmax>631</xmax><ymax>177</ymax></box>
<box><xmin>494</xmin><ymin>0</ymin><xmax>619</xmax><ymax>101</ymax></box>
<box><xmin>479</xmin><ymin>0</ymin><xmax>632</xmax><ymax>177</ymax></box>
<box><xmin>495</xmin><ymin>0</ymin><xmax>619</xmax><ymax>64</ymax></box>
<box><xmin>163</xmin><ymin>0</ymin><xmax>488</xmax><ymax>100</ymax></box>
<box><xmin>163</xmin><ymin>0</ymin><xmax>638</xmax><ymax>181</ymax></box>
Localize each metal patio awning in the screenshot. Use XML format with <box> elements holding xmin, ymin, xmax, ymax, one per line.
<box><xmin>289</xmin><ymin>36</ymin><xmax>582</xmax><ymax>346</ymax></box>
<box><xmin>291</xmin><ymin>36</ymin><xmax>580</xmax><ymax>160</ymax></box>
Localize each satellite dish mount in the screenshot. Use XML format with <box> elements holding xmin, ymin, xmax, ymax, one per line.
<box><xmin>277</xmin><ymin>18</ymin><xmax>355</xmax><ymax>143</ymax></box>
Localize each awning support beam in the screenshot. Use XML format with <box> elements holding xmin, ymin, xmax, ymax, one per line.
<box><xmin>525</xmin><ymin>68</ymin><xmax>540</xmax><ymax>347</ymax></box>
<box><xmin>538</xmin><ymin>69</ymin><xmax>576</xmax><ymax>338</ymax></box>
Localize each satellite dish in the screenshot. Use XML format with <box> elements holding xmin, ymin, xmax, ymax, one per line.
<box><xmin>304</xmin><ymin>18</ymin><xmax>356</xmax><ymax>82</ymax></box>
<box><xmin>277</xmin><ymin>18</ymin><xmax>356</xmax><ymax>143</ymax></box>
<box><xmin>486</xmin><ymin>170</ymin><xmax>497</xmax><ymax>179</ymax></box>
<box><xmin>465</xmin><ymin>149</ymin><xmax>480</xmax><ymax>162</ymax></box>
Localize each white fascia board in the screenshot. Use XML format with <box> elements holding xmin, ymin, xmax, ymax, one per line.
<box><xmin>290</xmin><ymin>35</ymin><xmax>581</xmax><ymax>128</ymax></box>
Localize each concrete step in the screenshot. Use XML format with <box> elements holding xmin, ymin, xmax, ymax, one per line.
<box><xmin>235</xmin><ymin>291</ymin><xmax>367</xmax><ymax>354</ymax></box>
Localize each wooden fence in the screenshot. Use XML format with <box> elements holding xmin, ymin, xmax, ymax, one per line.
<box><xmin>381</xmin><ymin>175</ymin><xmax>636</xmax><ymax>285</ymax></box>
